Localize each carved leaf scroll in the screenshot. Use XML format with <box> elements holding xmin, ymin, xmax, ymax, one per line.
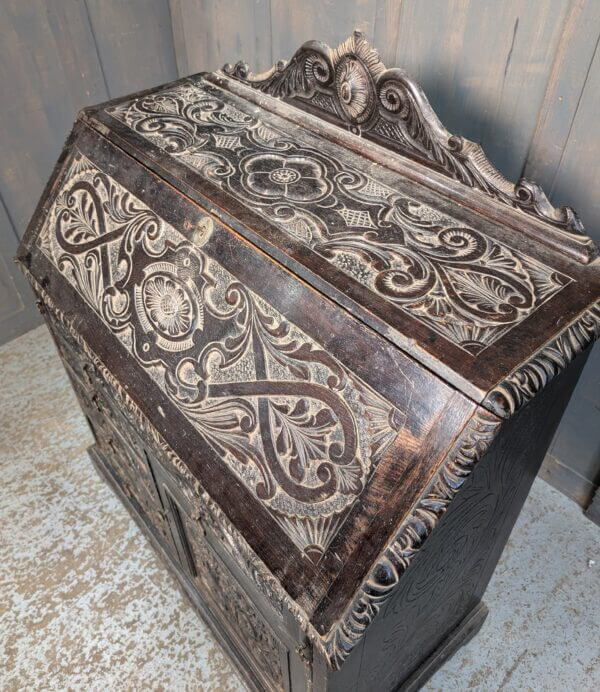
<box><xmin>223</xmin><ymin>31</ymin><xmax>598</xmax><ymax>263</ymax></box>
<box><xmin>37</xmin><ymin>151</ymin><xmax>404</xmax><ymax>562</ymax></box>
<box><xmin>107</xmin><ymin>81</ymin><xmax>571</xmax><ymax>356</ymax></box>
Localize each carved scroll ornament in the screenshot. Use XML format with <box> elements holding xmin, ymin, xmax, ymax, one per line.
<box><xmin>108</xmin><ymin>81</ymin><xmax>570</xmax><ymax>356</ymax></box>
<box><xmin>28</xmin><ymin>265</ymin><xmax>503</xmax><ymax>670</ymax></box>
<box><xmin>36</xmin><ymin>151</ymin><xmax>403</xmax><ymax>563</ymax></box>
<box><xmin>224</xmin><ymin>31</ymin><xmax>598</xmax><ymax>263</ymax></box>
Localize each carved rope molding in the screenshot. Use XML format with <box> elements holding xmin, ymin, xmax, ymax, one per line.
<box><xmin>323</xmin><ymin>408</ymin><xmax>502</xmax><ymax>669</ymax></box>
<box><xmin>484</xmin><ymin>300</ymin><xmax>600</xmax><ymax>418</ymax></box>
<box><xmin>223</xmin><ymin>31</ymin><xmax>599</xmax><ymax>264</ymax></box>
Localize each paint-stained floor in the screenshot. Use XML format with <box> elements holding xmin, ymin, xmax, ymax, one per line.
<box><xmin>0</xmin><ymin>325</ymin><xmax>599</xmax><ymax>691</ymax></box>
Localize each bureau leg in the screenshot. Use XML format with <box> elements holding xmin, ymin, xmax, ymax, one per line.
<box><xmin>395</xmin><ymin>601</ymin><xmax>488</xmax><ymax>692</ymax></box>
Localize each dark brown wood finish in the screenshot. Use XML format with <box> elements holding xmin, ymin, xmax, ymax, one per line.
<box><xmin>15</xmin><ymin>33</ymin><xmax>600</xmax><ymax>692</ymax></box>
<box><xmin>19</xmin><ymin>122</ymin><xmax>476</xmax><ymax>620</ymax></box>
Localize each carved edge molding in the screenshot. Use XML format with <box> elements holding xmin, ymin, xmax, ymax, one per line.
<box><xmin>323</xmin><ymin>408</ymin><xmax>502</xmax><ymax>669</ymax></box>
<box><xmin>484</xmin><ymin>300</ymin><xmax>600</xmax><ymax>418</ymax></box>
<box><xmin>223</xmin><ymin>31</ymin><xmax>599</xmax><ymax>264</ymax></box>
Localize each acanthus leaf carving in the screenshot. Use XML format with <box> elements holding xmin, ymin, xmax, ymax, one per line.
<box><xmin>324</xmin><ymin>408</ymin><xmax>502</xmax><ymax>669</ymax></box>
<box><xmin>36</xmin><ymin>150</ymin><xmax>403</xmax><ymax>562</ymax></box>
<box><xmin>107</xmin><ymin>80</ymin><xmax>571</xmax><ymax>356</ymax></box>
<box><xmin>484</xmin><ymin>301</ymin><xmax>600</xmax><ymax>418</ymax></box>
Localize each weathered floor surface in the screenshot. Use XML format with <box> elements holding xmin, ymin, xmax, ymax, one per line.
<box><xmin>1</xmin><ymin>326</ymin><xmax>599</xmax><ymax>691</ymax></box>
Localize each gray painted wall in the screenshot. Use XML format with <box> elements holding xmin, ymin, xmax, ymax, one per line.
<box><xmin>0</xmin><ymin>0</ymin><xmax>178</xmax><ymax>341</ymax></box>
<box><xmin>0</xmin><ymin>0</ymin><xmax>598</xmax><ymax>507</ymax></box>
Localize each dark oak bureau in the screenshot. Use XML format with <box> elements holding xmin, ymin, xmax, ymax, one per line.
<box><xmin>16</xmin><ymin>32</ymin><xmax>600</xmax><ymax>691</ymax></box>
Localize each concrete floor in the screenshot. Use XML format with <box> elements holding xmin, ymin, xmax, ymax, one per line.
<box><xmin>0</xmin><ymin>326</ymin><xmax>598</xmax><ymax>691</ymax></box>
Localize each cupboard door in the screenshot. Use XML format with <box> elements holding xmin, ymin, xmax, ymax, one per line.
<box><xmin>149</xmin><ymin>456</ymin><xmax>289</xmax><ymax>692</ymax></box>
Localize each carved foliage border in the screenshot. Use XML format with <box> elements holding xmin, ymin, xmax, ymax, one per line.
<box><xmin>484</xmin><ymin>300</ymin><xmax>600</xmax><ymax>418</ymax></box>
<box><xmin>223</xmin><ymin>31</ymin><xmax>598</xmax><ymax>262</ymax></box>
<box><xmin>323</xmin><ymin>408</ymin><xmax>502</xmax><ymax>668</ymax></box>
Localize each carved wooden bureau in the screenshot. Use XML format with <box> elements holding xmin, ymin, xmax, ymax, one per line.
<box><xmin>16</xmin><ymin>32</ymin><xmax>600</xmax><ymax>691</ymax></box>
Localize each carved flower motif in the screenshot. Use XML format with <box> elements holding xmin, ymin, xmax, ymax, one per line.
<box><xmin>335</xmin><ymin>56</ymin><xmax>372</xmax><ymax>122</ymax></box>
<box><xmin>241</xmin><ymin>153</ymin><xmax>330</xmax><ymax>202</ymax></box>
<box><xmin>143</xmin><ymin>273</ymin><xmax>193</xmax><ymax>337</ymax></box>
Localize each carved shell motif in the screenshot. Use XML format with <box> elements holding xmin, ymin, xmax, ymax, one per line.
<box><xmin>223</xmin><ymin>31</ymin><xmax>599</xmax><ymax>264</ymax></box>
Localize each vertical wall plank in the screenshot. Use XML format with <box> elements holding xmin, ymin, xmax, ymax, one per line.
<box><xmin>0</xmin><ymin>0</ymin><xmax>108</xmax><ymax>238</ymax></box>
<box><xmin>270</xmin><ymin>0</ymin><xmax>376</xmax><ymax>65</ymax></box>
<box><xmin>545</xmin><ymin>40</ymin><xmax>600</xmax><ymax>240</ymax></box>
<box><xmin>169</xmin><ymin>0</ymin><xmax>191</xmax><ymax>76</ymax></box>
<box><xmin>524</xmin><ymin>1</ymin><xmax>600</xmax><ymax>203</ymax></box>
<box><xmin>372</xmin><ymin>0</ymin><xmax>403</xmax><ymax>67</ymax></box>
<box><xmin>391</xmin><ymin>0</ymin><xmax>571</xmax><ymax>181</ymax></box>
<box><xmin>0</xmin><ymin>194</ymin><xmax>40</xmax><ymax>342</ymax></box>
<box><xmin>85</xmin><ymin>0</ymin><xmax>178</xmax><ymax>97</ymax></box>
<box><xmin>168</xmin><ymin>0</ymin><xmax>272</xmax><ymax>76</ymax></box>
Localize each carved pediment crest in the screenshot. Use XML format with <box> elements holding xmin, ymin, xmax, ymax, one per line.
<box><xmin>224</xmin><ymin>31</ymin><xmax>598</xmax><ymax>263</ymax></box>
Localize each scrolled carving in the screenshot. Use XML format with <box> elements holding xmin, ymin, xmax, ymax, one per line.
<box><xmin>484</xmin><ymin>300</ymin><xmax>600</xmax><ymax>418</ymax></box>
<box><xmin>108</xmin><ymin>83</ymin><xmax>571</xmax><ymax>356</ymax></box>
<box><xmin>224</xmin><ymin>39</ymin><xmax>334</xmax><ymax>100</ymax></box>
<box><xmin>36</xmin><ymin>151</ymin><xmax>405</xmax><ymax>562</ymax></box>
<box><xmin>324</xmin><ymin>409</ymin><xmax>502</xmax><ymax>669</ymax></box>
<box><xmin>223</xmin><ymin>31</ymin><xmax>598</xmax><ymax>263</ymax></box>
<box><xmin>25</xmin><ymin>266</ymin><xmax>600</xmax><ymax>671</ymax></box>
<box><xmin>22</xmin><ymin>268</ymin><xmax>330</xmax><ymax>663</ymax></box>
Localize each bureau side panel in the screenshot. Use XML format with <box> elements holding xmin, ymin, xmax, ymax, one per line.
<box><xmin>316</xmin><ymin>348</ymin><xmax>590</xmax><ymax>692</ymax></box>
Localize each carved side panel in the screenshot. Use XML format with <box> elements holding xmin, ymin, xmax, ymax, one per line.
<box><xmin>353</xmin><ymin>349</ymin><xmax>588</xmax><ymax>690</ymax></box>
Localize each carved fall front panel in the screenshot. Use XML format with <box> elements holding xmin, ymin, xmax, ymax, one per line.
<box><xmin>37</xmin><ymin>152</ymin><xmax>405</xmax><ymax>561</ymax></box>
<box><xmin>107</xmin><ymin>80</ymin><xmax>571</xmax><ymax>355</ymax></box>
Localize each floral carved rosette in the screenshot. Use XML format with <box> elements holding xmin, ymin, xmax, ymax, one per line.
<box><xmin>37</xmin><ymin>151</ymin><xmax>405</xmax><ymax>561</ymax></box>
<box><xmin>240</xmin><ymin>153</ymin><xmax>332</xmax><ymax>203</ymax></box>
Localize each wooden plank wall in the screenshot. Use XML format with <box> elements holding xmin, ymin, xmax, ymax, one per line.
<box><xmin>0</xmin><ymin>0</ymin><xmax>178</xmax><ymax>342</ymax></box>
<box><xmin>0</xmin><ymin>1</ymin><xmax>598</xmax><ymax>506</ymax></box>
